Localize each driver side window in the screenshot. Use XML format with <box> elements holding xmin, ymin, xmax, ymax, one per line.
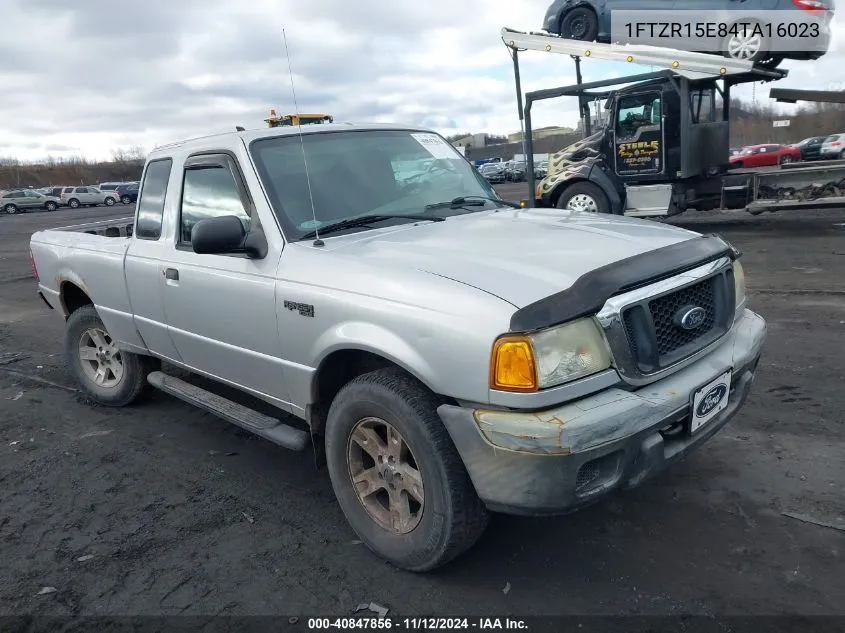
<box><xmin>179</xmin><ymin>160</ymin><xmax>251</xmax><ymax>245</ymax></box>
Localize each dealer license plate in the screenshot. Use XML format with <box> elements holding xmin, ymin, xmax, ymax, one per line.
<box><xmin>690</xmin><ymin>370</ymin><xmax>732</xmax><ymax>434</ymax></box>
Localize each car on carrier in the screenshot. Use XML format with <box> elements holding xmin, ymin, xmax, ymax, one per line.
<box><xmin>29</xmin><ymin>122</ymin><xmax>766</xmax><ymax>572</ymax></box>
<box><xmin>542</xmin><ymin>0</ymin><xmax>834</xmax><ymax>68</ymax></box>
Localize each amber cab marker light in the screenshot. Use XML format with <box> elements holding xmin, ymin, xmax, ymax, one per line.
<box><xmin>489</xmin><ymin>336</ymin><xmax>538</xmax><ymax>393</ymax></box>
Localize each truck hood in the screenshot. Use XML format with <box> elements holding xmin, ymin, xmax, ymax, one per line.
<box><xmin>319</xmin><ymin>209</ymin><xmax>698</xmax><ymax>307</ymax></box>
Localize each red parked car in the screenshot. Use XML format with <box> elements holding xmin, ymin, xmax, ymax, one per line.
<box><xmin>729</xmin><ymin>144</ymin><xmax>802</xmax><ymax>168</ymax></box>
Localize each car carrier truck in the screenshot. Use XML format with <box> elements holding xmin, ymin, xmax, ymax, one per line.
<box><xmin>502</xmin><ymin>28</ymin><xmax>845</xmax><ymax>217</ymax></box>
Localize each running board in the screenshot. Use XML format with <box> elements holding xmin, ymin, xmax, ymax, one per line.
<box><xmin>147</xmin><ymin>371</ymin><xmax>309</xmax><ymax>451</ymax></box>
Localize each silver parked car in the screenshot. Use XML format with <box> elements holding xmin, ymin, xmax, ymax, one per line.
<box><xmin>819</xmin><ymin>133</ymin><xmax>845</xmax><ymax>159</ymax></box>
<box><xmin>60</xmin><ymin>186</ymin><xmax>118</xmax><ymax>208</ymax></box>
<box><xmin>1</xmin><ymin>189</ymin><xmax>61</xmax><ymax>214</ymax></box>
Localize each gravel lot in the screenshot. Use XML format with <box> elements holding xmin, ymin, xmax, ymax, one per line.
<box><xmin>1</xmin><ymin>199</ymin><xmax>843</xmax><ymax>618</ymax></box>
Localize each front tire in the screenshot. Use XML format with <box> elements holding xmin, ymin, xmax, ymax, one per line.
<box><xmin>324</xmin><ymin>367</ymin><xmax>489</xmax><ymax>572</ymax></box>
<box><xmin>104</xmin><ymin>197</ymin><xmax>116</xmax><ymax>206</ymax></box>
<box><xmin>68</xmin><ymin>198</ymin><xmax>80</xmax><ymax>209</ymax></box>
<box><xmin>4</xmin><ymin>204</ymin><xmax>18</xmax><ymax>215</ymax></box>
<box><xmin>555</xmin><ymin>181</ymin><xmax>611</xmax><ymax>213</ymax></box>
<box><xmin>65</xmin><ymin>305</ymin><xmax>156</xmax><ymax>406</ymax></box>
<box><xmin>45</xmin><ymin>201</ymin><xmax>57</xmax><ymax>212</ymax></box>
<box><xmin>121</xmin><ymin>196</ymin><xmax>132</xmax><ymax>204</ymax></box>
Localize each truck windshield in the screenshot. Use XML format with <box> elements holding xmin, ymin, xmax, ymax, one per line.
<box><xmin>249</xmin><ymin>129</ymin><xmax>502</xmax><ymax>240</ymax></box>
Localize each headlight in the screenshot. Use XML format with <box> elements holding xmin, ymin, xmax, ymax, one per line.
<box><xmin>490</xmin><ymin>318</ymin><xmax>612</xmax><ymax>392</ymax></box>
<box><xmin>733</xmin><ymin>259</ymin><xmax>746</xmax><ymax>313</ymax></box>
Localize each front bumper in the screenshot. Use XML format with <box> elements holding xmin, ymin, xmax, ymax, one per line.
<box><xmin>437</xmin><ymin>309</ymin><xmax>766</xmax><ymax>516</ymax></box>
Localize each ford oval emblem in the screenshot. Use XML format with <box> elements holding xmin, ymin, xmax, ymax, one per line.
<box><xmin>696</xmin><ymin>384</ymin><xmax>728</xmax><ymax>417</ymax></box>
<box><xmin>674</xmin><ymin>305</ymin><xmax>707</xmax><ymax>331</ymax></box>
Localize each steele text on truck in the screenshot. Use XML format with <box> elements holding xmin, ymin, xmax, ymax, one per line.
<box><xmin>29</xmin><ymin>122</ymin><xmax>766</xmax><ymax>571</ymax></box>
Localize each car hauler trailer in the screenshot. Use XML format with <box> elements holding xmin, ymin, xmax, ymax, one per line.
<box><xmin>503</xmin><ymin>27</ymin><xmax>845</xmax><ymax>217</ymax></box>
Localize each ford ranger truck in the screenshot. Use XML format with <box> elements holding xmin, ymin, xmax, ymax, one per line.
<box><xmin>29</xmin><ymin>122</ymin><xmax>766</xmax><ymax>572</ymax></box>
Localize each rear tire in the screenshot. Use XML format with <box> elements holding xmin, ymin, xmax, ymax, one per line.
<box><xmin>65</xmin><ymin>305</ymin><xmax>157</xmax><ymax>407</ymax></box>
<box><xmin>68</xmin><ymin>198</ymin><xmax>80</xmax><ymax>209</ymax></box>
<box><xmin>559</xmin><ymin>7</ymin><xmax>598</xmax><ymax>41</ymax></box>
<box><xmin>4</xmin><ymin>204</ymin><xmax>18</xmax><ymax>215</ymax></box>
<box><xmin>555</xmin><ymin>181</ymin><xmax>612</xmax><ymax>214</ymax></box>
<box><xmin>324</xmin><ymin>367</ymin><xmax>489</xmax><ymax>572</ymax></box>
<box><xmin>121</xmin><ymin>196</ymin><xmax>132</xmax><ymax>204</ymax></box>
<box><xmin>45</xmin><ymin>201</ymin><xmax>57</xmax><ymax>212</ymax></box>
<box><xmin>104</xmin><ymin>197</ymin><xmax>116</xmax><ymax>206</ymax></box>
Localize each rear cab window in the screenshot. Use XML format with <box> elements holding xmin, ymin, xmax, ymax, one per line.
<box><xmin>135</xmin><ymin>159</ymin><xmax>173</xmax><ymax>240</ymax></box>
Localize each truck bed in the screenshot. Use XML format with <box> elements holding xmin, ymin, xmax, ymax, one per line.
<box><xmin>30</xmin><ymin>218</ymin><xmax>135</xmax><ymax>331</ymax></box>
<box><xmin>46</xmin><ymin>216</ymin><xmax>136</xmax><ymax>237</ymax></box>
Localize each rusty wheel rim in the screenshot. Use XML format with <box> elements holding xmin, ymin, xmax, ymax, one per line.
<box><xmin>347</xmin><ymin>417</ymin><xmax>425</xmax><ymax>534</ymax></box>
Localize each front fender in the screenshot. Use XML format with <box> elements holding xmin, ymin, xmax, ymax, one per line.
<box><xmin>587</xmin><ymin>163</ymin><xmax>625</xmax><ymax>214</ymax></box>
<box><xmin>308</xmin><ymin>321</ymin><xmax>438</xmax><ymax>399</ymax></box>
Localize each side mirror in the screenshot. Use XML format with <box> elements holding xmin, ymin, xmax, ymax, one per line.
<box><xmin>191</xmin><ymin>215</ymin><xmax>266</xmax><ymax>259</ymax></box>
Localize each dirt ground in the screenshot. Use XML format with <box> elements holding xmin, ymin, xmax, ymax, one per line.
<box><xmin>0</xmin><ymin>200</ymin><xmax>843</xmax><ymax>619</ymax></box>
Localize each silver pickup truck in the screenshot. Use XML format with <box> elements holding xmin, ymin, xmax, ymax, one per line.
<box><xmin>29</xmin><ymin>123</ymin><xmax>766</xmax><ymax>572</ymax></box>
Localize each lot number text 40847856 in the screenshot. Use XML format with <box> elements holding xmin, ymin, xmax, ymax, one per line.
<box><xmin>307</xmin><ymin>618</ymin><xmax>528</xmax><ymax>630</ymax></box>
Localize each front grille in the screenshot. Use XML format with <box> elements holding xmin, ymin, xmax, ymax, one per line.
<box><xmin>621</xmin><ymin>269</ymin><xmax>735</xmax><ymax>374</ymax></box>
<box><xmin>649</xmin><ymin>278</ymin><xmax>716</xmax><ymax>356</ymax></box>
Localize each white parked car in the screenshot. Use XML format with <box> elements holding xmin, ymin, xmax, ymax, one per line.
<box><xmin>60</xmin><ymin>186</ymin><xmax>118</xmax><ymax>208</ymax></box>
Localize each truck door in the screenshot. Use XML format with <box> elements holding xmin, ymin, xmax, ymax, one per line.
<box><xmin>124</xmin><ymin>158</ymin><xmax>183</xmax><ymax>361</ymax></box>
<box><xmin>158</xmin><ymin>152</ymin><xmax>290</xmax><ymax>406</ymax></box>
<box><xmin>613</xmin><ymin>91</ymin><xmax>664</xmax><ymax>178</ymax></box>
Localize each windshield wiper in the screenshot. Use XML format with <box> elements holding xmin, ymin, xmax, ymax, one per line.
<box><xmin>299</xmin><ymin>213</ymin><xmax>444</xmax><ymax>241</ymax></box>
<box><xmin>425</xmin><ymin>195</ymin><xmax>520</xmax><ymax>210</ymax></box>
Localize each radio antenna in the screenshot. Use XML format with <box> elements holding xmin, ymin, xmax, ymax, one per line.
<box><xmin>282</xmin><ymin>28</ymin><xmax>323</xmax><ymax>247</ymax></box>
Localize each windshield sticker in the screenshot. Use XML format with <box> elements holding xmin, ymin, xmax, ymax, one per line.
<box><xmin>411</xmin><ymin>133</ymin><xmax>459</xmax><ymax>160</ymax></box>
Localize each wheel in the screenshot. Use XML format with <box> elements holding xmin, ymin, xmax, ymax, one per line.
<box><xmin>104</xmin><ymin>197</ymin><xmax>116</xmax><ymax>206</ymax></box>
<box><xmin>4</xmin><ymin>204</ymin><xmax>18</xmax><ymax>215</ymax></box>
<box><xmin>68</xmin><ymin>198</ymin><xmax>80</xmax><ymax>208</ymax></box>
<box><xmin>555</xmin><ymin>181</ymin><xmax>611</xmax><ymax>213</ymax></box>
<box><xmin>559</xmin><ymin>7</ymin><xmax>598</xmax><ymax>41</ymax></box>
<box><xmin>780</xmin><ymin>155</ymin><xmax>794</xmax><ymax>165</ymax></box>
<box><xmin>121</xmin><ymin>196</ymin><xmax>132</xmax><ymax>204</ymax></box>
<box><xmin>45</xmin><ymin>201</ymin><xmax>57</xmax><ymax>212</ymax></box>
<box><xmin>722</xmin><ymin>21</ymin><xmax>768</xmax><ymax>63</ymax></box>
<box><xmin>65</xmin><ymin>305</ymin><xmax>157</xmax><ymax>406</ymax></box>
<box><xmin>324</xmin><ymin>367</ymin><xmax>490</xmax><ymax>572</ymax></box>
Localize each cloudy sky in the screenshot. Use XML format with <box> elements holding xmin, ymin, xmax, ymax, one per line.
<box><xmin>2</xmin><ymin>0</ymin><xmax>844</xmax><ymax>162</ymax></box>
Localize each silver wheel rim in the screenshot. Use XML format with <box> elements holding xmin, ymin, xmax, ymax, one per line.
<box><xmin>782</xmin><ymin>156</ymin><xmax>793</xmax><ymax>163</ymax></box>
<box><xmin>347</xmin><ymin>416</ymin><xmax>425</xmax><ymax>534</ymax></box>
<box><xmin>727</xmin><ymin>29</ymin><xmax>762</xmax><ymax>59</ymax></box>
<box><xmin>566</xmin><ymin>193</ymin><xmax>598</xmax><ymax>212</ymax></box>
<box><xmin>5</xmin><ymin>205</ymin><xmax>16</xmax><ymax>214</ymax></box>
<box><xmin>106</xmin><ymin>199</ymin><xmax>114</xmax><ymax>206</ymax></box>
<box><xmin>70</xmin><ymin>200</ymin><xmax>78</xmax><ymax>208</ymax></box>
<box><xmin>78</xmin><ymin>327</ymin><xmax>124</xmax><ymax>388</ymax></box>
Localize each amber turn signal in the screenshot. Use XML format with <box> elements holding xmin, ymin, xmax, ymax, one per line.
<box><xmin>489</xmin><ymin>336</ymin><xmax>538</xmax><ymax>392</ymax></box>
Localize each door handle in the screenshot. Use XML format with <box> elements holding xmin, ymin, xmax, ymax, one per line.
<box><xmin>164</xmin><ymin>268</ymin><xmax>179</xmax><ymax>281</ymax></box>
